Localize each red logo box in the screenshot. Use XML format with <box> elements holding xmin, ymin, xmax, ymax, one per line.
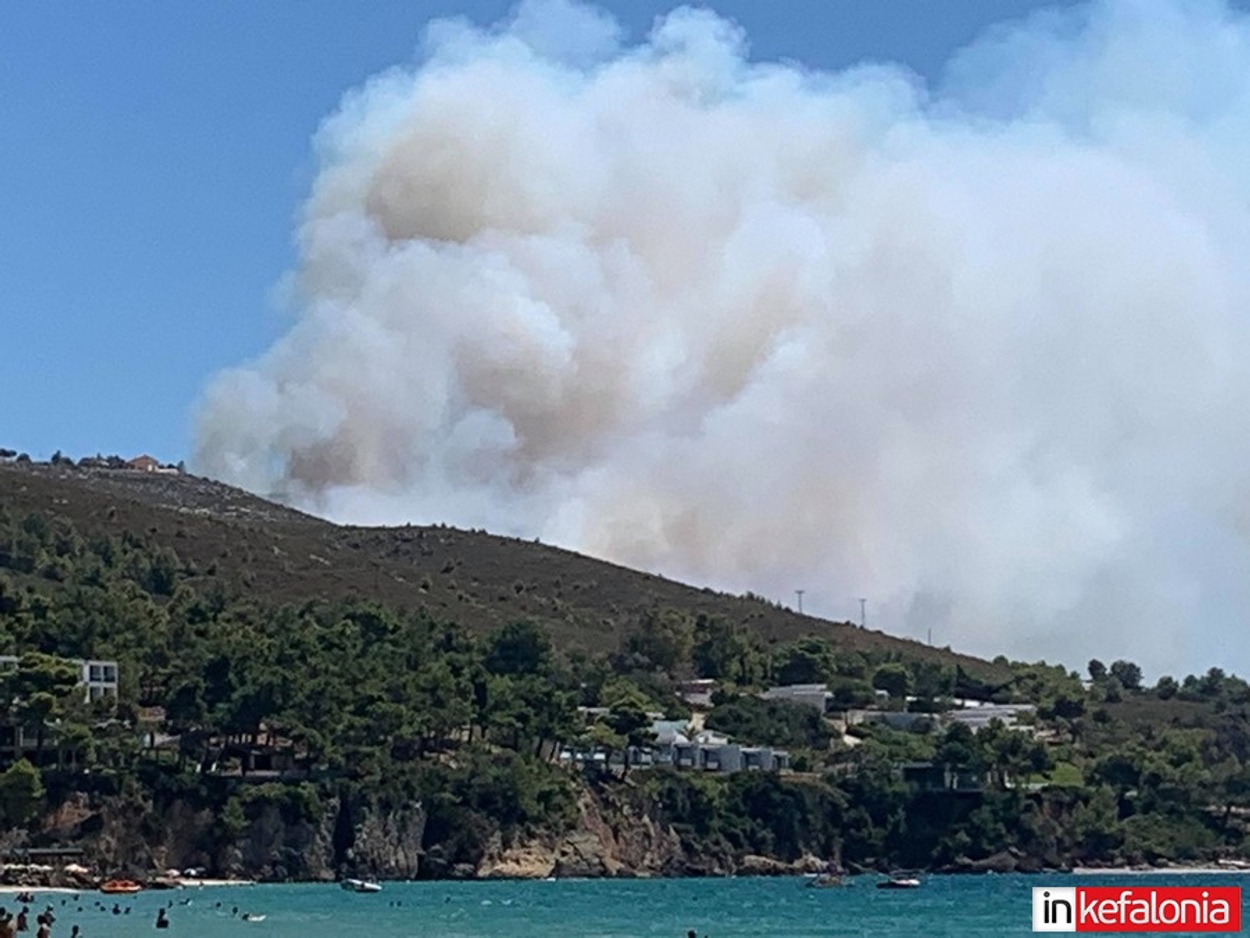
<box><xmin>1033</xmin><ymin>886</ymin><xmax>1242</xmax><ymax>932</ymax></box>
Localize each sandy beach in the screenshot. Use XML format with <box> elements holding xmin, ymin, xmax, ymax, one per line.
<box><xmin>1072</xmin><ymin>866</ymin><xmax>1250</xmax><ymax>875</ymax></box>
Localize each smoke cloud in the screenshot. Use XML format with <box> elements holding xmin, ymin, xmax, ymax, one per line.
<box><xmin>194</xmin><ymin>0</ymin><xmax>1250</xmax><ymax>676</ymax></box>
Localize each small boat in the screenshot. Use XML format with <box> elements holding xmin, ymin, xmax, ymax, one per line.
<box><xmin>242</xmin><ymin>913</ymin><xmax>267</xmax><ymax>922</ymax></box>
<box><xmin>806</xmin><ymin>872</ymin><xmax>845</xmax><ymax>888</ymax></box>
<box><xmin>340</xmin><ymin>878</ymin><xmax>382</xmax><ymax>893</ymax></box>
<box><xmin>805</xmin><ymin>858</ymin><xmax>847</xmax><ymax>889</ymax></box>
<box><xmin>100</xmin><ymin>879</ymin><xmax>144</xmax><ymax>895</ymax></box>
<box><xmin>876</xmin><ymin>870</ymin><xmax>922</xmax><ymax>890</ymax></box>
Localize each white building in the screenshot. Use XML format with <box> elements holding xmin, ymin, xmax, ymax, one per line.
<box><xmin>82</xmin><ymin>660</ymin><xmax>120</xmax><ymax>701</ymax></box>
<box><xmin>564</xmin><ymin>718</ymin><xmax>790</xmax><ymax>774</ymax></box>
<box><xmin>761</xmin><ymin>683</ymin><xmax>832</xmax><ymax>713</ymax></box>
<box><xmin>945</xmin><ymin>703</ymin><xmax>1035</xmax><ymax>734</ymax></box>
<box><xmin>677</xmin><ymin>678</ymin><xmax>717</xmax><ymax>709</ymax></box>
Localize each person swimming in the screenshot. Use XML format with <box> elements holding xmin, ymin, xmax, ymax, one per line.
<box><xmin>155</xmin><ymin>908</ymin><xmax>170</xmax><ymax>930</ymax></box>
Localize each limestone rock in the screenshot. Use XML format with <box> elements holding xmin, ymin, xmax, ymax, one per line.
<box><xmin>479</xmin><ymin>844</ymin><xmax>557</xmax><ymax>879</ymax></box>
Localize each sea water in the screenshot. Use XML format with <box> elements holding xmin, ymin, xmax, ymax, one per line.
<box><xmin>24</xmin><ymin>873</ymin><xmax>1250</xmax><ymax>937</ymax></box>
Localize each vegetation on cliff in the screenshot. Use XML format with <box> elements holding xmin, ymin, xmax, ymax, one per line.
<box><xmin>0</xmin><ymin>462</ymin><xmax>1248</xmax><ymax>878</ymax></box>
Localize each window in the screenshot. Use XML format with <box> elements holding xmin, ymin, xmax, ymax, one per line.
<box><xmin>103</xmin><ymin>665</ymin><xmax>117</xmax><ymax>683</ymax></box>
<box><xmin>89</xmin><ymin>665</ymin><xmax>104</xmax><ymax>682</ymax></box>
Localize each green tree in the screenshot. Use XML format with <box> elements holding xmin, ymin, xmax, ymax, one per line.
<box><xmin>705</xmin><ymin>695</ymin><xmax>832</xmax><ymax>751</ymax></box>
<box><xmin>979</xmin><ymin>721</ymin><xmax>1052</xmax><ymax>788</ymax></box>
<box><xmin>909</xmin><ymin>660</ymin><xmax>955</xmax><ymax>702</ymax></box>
<box><xmin>871</xmin><ymin>663</ymin><xmax>912</xmax><ymax>700</ymax></box>
<box><xmin>483</xmin><ymin>621</ymin><xmax>553</xmax><ymax>677</ymax></box>
<box><xmin>936</xmin><ymin>722</ymin><xmax>986</xmax><ymax>778</ymax></box>
<box><xmin>6</xmin><ymin>653</ymin><xmax>85</xmax><ymax>764</ymax></box>
<box><xmin>0</xmin><ymin>759</ymin><xmax>44</xmax><ymax>828</ymax></box>
<box><xmin>772</xmin><ymin>639</ymin><xmax>835</xmax><ymax>686</ymax></box>
<box><xmin>599</xmin><ymin>682</ymin><xmax>655</xmax><ymax>776</ymax></box>
<box><xmin>692</xmin><ymin>616</ymin><xmax>765</xmax><ymax>686</ymax></box>
<box><xmin>625</xmin><ymin>608</ymin><xmax>694</xmax><ymax>675</ymax></box>
<box><xmin>1109</xmin><ymin>660</ymin><xmax>1142</xmax><ymax>692</ymax></box>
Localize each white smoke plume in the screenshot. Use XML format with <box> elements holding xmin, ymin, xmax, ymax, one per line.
<box><xmin>194</xmin><ymin>0</ymin><xmax>1250</xmax><ymax>676</ymax></box>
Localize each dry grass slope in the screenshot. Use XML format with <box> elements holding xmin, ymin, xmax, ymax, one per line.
<box><xmin>0</xmin><ymin>462</ymin><xmax>1009</xmax><ymax>682</ymax></box>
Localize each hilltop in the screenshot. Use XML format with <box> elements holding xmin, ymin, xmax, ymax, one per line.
<box><xmin>0</xmin><ymin>458</ymin><xmax>1007</xmax><ymax>682</ymax></box>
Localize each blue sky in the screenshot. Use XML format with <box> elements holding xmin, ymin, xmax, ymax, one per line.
<box><xmin>0</xmin><ymin>0</ymin><xmax>1083</xmax><ymax>464</ymax></box>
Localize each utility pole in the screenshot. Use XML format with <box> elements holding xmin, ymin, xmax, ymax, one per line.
<box><xmin>859</xmin><ymin>598</ymin><xmax>866</xmax><ymax>628</ymax></box>
<box><xmin>795</xmin><ymin>590</ymin><xmax>805</xmax><ymax>615</ymax></box>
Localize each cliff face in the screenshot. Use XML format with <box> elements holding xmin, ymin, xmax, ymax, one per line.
<box><xmin>477</xmin><ymin>785</ymin><xmax>726</xmax><ymax>880</ymax></box>
<box><xmin>34</xmin><ymin>781</ymin><xmax>820</xmax><ymax>883</ymax></box>
<box><xmin>221</xmin><ymin>803</ymin><xmax>337</xmax><ymax>881</ymax></box>
<box><xmin>341</xmin><ymin>803</ymin><xmax>426</xmax><ymax>879</ymax></box>
<box><xmin>41</xmin><ymin>791</ymin><xmax>426</xmax><ymax>883</ymax></box>
<box><xmin>475</xmin><ymin>782</ymin><xmax>838</xmax><ymax>881</ymax></box>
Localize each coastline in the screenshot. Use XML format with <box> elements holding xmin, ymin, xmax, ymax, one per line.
<box><xmin>176</xmin><ymin>878</ymin><xmax>258</xmax><ymax>888</ymax></box>
<box><xmin>1071</xmin><ymin>866</ymin><xmax>1250</xmax><ymax>876</ymax></box>
<box><xmin>1</xmin><ymin>866</ymin><xmax>1248</xmax><ymax>896</ymax></box>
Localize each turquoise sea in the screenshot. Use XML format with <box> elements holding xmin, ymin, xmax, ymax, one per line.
<box><xmin>19</xmin><ymin>873</ymin><xmax>1250</xmax><ymax>937</ymax></box>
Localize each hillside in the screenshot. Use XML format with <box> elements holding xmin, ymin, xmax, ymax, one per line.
<box><xmin>0</xmin><ymin>460</ymin><xmax>1008</xmax><ymax>683</ymax></box>
<box><xmin>1</xmin><ymin>457</ymin><xmax>1247</xmax><ymax>885</ymax></box>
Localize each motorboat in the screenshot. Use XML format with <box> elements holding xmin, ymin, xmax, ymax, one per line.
<box><xmin>340</xmin><ymin>878</ymin><xmax>382</xmax><ymax>893</ymax></box>
<box><xmin>876</xmin><ymin>871</ymin><xmax>922</xmax><ymax>889</ymax></box>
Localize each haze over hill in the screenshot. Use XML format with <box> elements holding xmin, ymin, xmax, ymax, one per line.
<box><xmin>194</xmin><ymin>0</ymin><xmax>1250</xmax><ymax>677</ymax></box>
<box><xmin>0</xmin><ymin>460</ymin><xmax>1009</xmax><ymax>685</ymax></box>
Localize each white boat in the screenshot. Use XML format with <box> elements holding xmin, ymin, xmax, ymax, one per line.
<box><xmin>876</xmin><ymin>870</ymin><xmax>922</xmax><ymax>889</ymax></box>
<box><xmin>340</xmin><ymin>878</ymin><xmax>383</xmax><ymax>893</ymax></box>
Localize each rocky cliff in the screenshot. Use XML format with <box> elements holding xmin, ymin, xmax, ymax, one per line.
<box><xmin>33</xmin><ymin>789</ymin><xmax>426</xmax><ymax>883</ymax></box>
<box><xmin>474</xmin><ymin>784</ymin><xmax>827</xmax><ymax>881</ymax></box>
<box><xmin>26</xmin><ymin>781</ymin><xmax>827</xmax><ymax>883</ymax></box>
